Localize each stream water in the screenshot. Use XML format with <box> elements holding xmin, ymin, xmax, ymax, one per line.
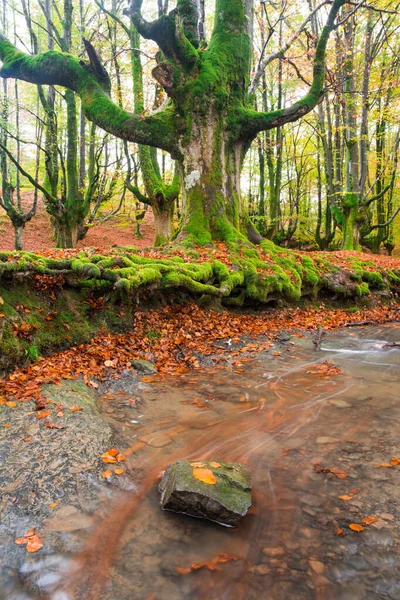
<box><xmin>2</xmin><ymin>324</ymin><xmax>400</xmax><ymax>600</ymax></box>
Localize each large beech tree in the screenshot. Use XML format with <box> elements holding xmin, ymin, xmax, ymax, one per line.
<box><xmin>0</xmin><ymin>0</ymin><xmax>346</xmax><ymax>246</ymax></box>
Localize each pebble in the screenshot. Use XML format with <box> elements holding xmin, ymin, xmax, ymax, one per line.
<box><xmin>249</xmin><ymin>564</ymin><xmax>270</xmax><ymax>575</ymax></box>
<box><xmin>309</xmin><ymin>560</ymin><xmax>325</xmax><ymax>574</ymax></box>
<box><xmin>379</xmin><ymin>513</ymin><xmax>394</xmax><ymax>521</ymax></box>
<box><xmin>262</xmin><ymin>547</ymin><xmax>285</xmax><ymax>557</ymax></box>
<box><xmin>329</xmin><ymin>399</ymin><xmax>351</xmax><ymax>408</ymax></box>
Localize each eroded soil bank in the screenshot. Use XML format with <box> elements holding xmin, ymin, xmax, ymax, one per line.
<box><xmin>1</xmin><ymin>322</ymin><xmax>400</xmax><ymax>599</ymax></box>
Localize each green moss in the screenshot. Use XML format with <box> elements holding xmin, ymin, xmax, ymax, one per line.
<box><xmin>355</xmin><ymin>282</ymin><xmax>370</xmax><ymax>296</ymax></box>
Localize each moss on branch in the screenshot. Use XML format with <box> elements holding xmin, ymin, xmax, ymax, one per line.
<box><xmin>0</xmin><ymin>33</ymin><xmax>178</xmax><ymax>155</ymax></box>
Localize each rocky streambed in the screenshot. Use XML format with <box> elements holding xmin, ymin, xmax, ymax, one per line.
<box><xmin>1</xmin><ymin>324</ymin><xmax>400</xmax><ymax>599</ymax></box>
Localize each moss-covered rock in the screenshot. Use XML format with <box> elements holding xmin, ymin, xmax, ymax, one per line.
<box><xmin>159</xmin><ymin>459</ymin><xmax>252</xmax><ymax>527</ymax></box>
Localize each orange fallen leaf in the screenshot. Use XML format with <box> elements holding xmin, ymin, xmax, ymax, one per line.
<box><xmin>339</xmin><ymin>495</ymin><xmax>353</xmax><ymax>501</ymax></box>
<box><xmin>102</xmin><ymin>455</ymin><xmax>117</xmax><ymax>464</ymax></box>
<box><xmin>209</xmin><ymin>462</ymin><xmax>221</xmax><ymax>468</ymax></box>
<box><xmin>391</xmin><ymin>457</ymin><xmax>400</xmax><ymax>466</ymax></box>
<box><xmin>102</xmin><ymin>470</ymin><xmax>113</xmax><ymax>479</ymax></box>
<box><xmin>107</xmin><ymin>448</ymin><xmax>119</xmax><ymax>457</ymax></box>
<box><xmin>349</xmin><ymin>523</ymin><xmax>365</xmax><ymax>532</ymax></box>
<box><xmin>176</xmin><ymin>566</ymin><xmax>192</xmax><ymax>575</ymax></box>
<box><xmin>335</xmin><ymin>527</ymin><xmax>344</xmax><ymax>536</ymax></box>
<box><xmin>26</xmin><ymin>536</ymin><xmax>44</xmax><ymax>553</ymax></box>
<box><xmin>15</xmin><ymin>529</ymin><xmax>44</xmax><ymax>553</ymax></box>
<box><xmin>374</xmin><ymin>463</ymin><xmax>392</xmax><ymax>468</ymax></box>
<box><xmin>70</xmin><ymin>406</ymin><xmax>83</xmax><ymax>412</ymax></box>
<box><xmin>43</xmin><ymin>421</ymin><xmax>66</xmax><ymax>429</ymax></box>
<box><xmin>258</xmin><ymin>397</ymin><xmax>266</xmax><ymax>403</ymax></box>
<box><xmin>37</xmin><ymin>410</ymin><xmax>51</xmax><ymax>420</ymax></box>
<box><xmin>49</xmin><ymin>502</ymin><xmax>59</xmax><ymax>509</ymax></box>
<box><xmin>193</xmin><ymin>467</ymin><xmax>216</xmax><ymax>485</ymax></box>
<box><xmin>190</xmin><ymin>462</ymin><xmax>205</xmax><ymax>468</ymax></box>
<box><xmin>6</xmin><ymin>401</ymin><xmax>17</xmax><ymax>408</ymax></box>
<box><xmin>362</xmin><ymin>516</ymin><xmax>378</xmax><ymax>525</ymax></box>
<box><xmin>114</xmin><ymin>468</ymin><xmax>125</xmax><ymax>475</ymax></box>
<box><xmin>116</xmin><ymin>453</ymin><xmax>126</xmax><ymax>462</ymax></box>
<box><xmin>176</xmin><ymin>553</ymin><xmax>237</xmax><ymax>575</ymax></box>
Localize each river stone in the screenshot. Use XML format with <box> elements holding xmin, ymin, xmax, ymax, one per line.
<box><xmin>159</xmin><ymin>459</ymin><xmax>252</xmax><ymax>527</ymax></box>
<box><xmin>132</xmin><ymin>359</ymin><xmax>157</xmax><ymax>374</ymax></box>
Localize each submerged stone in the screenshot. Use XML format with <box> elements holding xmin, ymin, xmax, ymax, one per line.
<box><xmin>159</xmin><ymin>459</ymin><xmax>252</xmax><ymax>527</ymax></box>
<box><xmin>132</xmin><ymin>359</ymin><xmax>157</xmax><ymax>374</ymax></box>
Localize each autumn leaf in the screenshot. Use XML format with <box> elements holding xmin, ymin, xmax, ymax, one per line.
<box><xmin>193</xmin><ymin>467</ymin><xmax>217</xmax><ymax>485</ymax></box>
<box><xmin>101</xmin><ymin>448</ymin><xmax>125</xmax><ymax>464</ymax></box>
<box><xmin>70</xmin><ymin>406</ymin><xmax>83</xmax><ymax>412</ymax></box>
<box><xmin>362</xmin><ymin>516</ymin><xmax>378</xmax><ymax>525</ymax></box>
<box><xmin>338</xmin><ymin>495</ymin><xmax>353</xmax><ymax>501</ymax></box>
<box><xmin>15</xmin><ymin>529</ymin><xmax>44</xmax><ymax>553</ymax></box>
<box><xmin>349</xmin><ymin>523</ymin><xmax>365</xmax><ymax>532</ymax></box>
<box><xmin>176</xmin><ymin>566</ymin><xmax>192</xmax><ymax>575</ymax></box>
<box><xmin>104</xmin><ymin>359</ymin><xmax>118</xmax><ymax>368</ymax></box>
<box><xmin>374</xmin><ymin>463</ymin><xmax>392</xmax><ymax>469</ymax></box>
<box><xmin>102</xmin><ymin>455</ymin><xmax>117</xmax><ymax>464</ymax></box>
<box><xmin>190</xmin><ymin>462</ymin><xmax>205</xmax><ymax>467</ymax></box>
<box><xmin>114</xmin><ymin>468</ymin><xmax>125</xmax><ymax>475</ymax></box>
<box><xmin>335</xmin><ymin>527</ymin><xmax>344</xmax><ymax>536</ymax></box>
<box><xmin>6</xmin><ymin>401</ymin><xmax>16</xmax><ymax>408</ymax></box>
<box><xmin>102</xmin><ymin>470</ymin><xmax>113</xmax><ymax>479</ymax></box>
<box><xmin>37</xmin><ymin>410</ymin><xmax>51</xmax><ymax>420</ymax></box>
<box><xmin>315</xmin><ymin>463</ymin><xmax>347</xmax><ymax>479</ymax></box>
<box><xmin>43</xmin><ymin>421</ymin><xmax>66</xmax><ymax>429</ymax></box>
<box><xmin>176</xmin><ymin>553</ymin><xmax>237</xmax><ymax>575</ymax></box>
<box><xmin>209</xmin><ymin>462</ymin><xmax>221</xmax><ymax>468</ymax></box>
<box><xmin>49</xmin><ymin>502</ymin><xmax>59</xmax><ymax>509</ymax></box>
<box><xmin>107</xmin><ymin>448</ymin><xmax>119</xmax><ymax>457</ymax></box>
<box><xmin>391</xmin><ymin>457</ymin><xmax>400</xmax><ymax>466</ymax></box>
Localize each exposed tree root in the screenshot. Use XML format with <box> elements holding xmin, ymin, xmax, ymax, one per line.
<box><xmin>1</xmin><ymin>241</ymin><xmax>399</xmax><ymax>307</ymax></box>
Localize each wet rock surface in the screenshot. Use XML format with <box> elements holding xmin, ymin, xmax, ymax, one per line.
<box><xmin>159</xmin><ymin>459</ymin><xmax>252</xmax><ymax>526</ymax></box>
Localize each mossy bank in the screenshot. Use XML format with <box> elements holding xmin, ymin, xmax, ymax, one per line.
<box><xmin>0</xmin><ymin>243</ymin><xmax>399</xmax><ymax>374</ymax></box>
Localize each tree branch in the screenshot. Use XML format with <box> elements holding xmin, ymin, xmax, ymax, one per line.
<box><xmin>125</xmin><ymin>0</ymin><xmax>198</xmax><ymax>67</ymax></box>
<box><xmin>239</xmin><ymin>0</ymin><xmax>346</xmax><ymax>140</ymax></box>
<box><xmin>250</xmin><ymin>0</ymin><xmax>330</xmax><ymax>94</ymax></box>
<box><xmin>0</xmin><ymin>33</ymin><xmax>179</xmax><ymax>156</ymax></box>
<box><xmin>369</xmin><ymin>206</ymin><xmax>400</xmax><ymax>230</ymax></box>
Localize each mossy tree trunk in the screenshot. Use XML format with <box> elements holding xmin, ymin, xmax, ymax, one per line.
<box><xmin>0</xmin><ymin>0</ymin><xmax>346</xmax><ymax>246</ymax></box>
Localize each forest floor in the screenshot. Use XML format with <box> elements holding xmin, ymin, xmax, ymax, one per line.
<box><xmin>0</xmin><ymin>193</ymin><xmax>155</xmax><ymax>251</ymax></box>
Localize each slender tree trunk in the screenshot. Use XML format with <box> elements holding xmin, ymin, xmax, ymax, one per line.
<box><xmin>342</xmin><ymin>13</ymin><xmax>361</xmax><ymax>250</ymax></box>
<box><xmin>14</xmin><ymin>224</ymin><xmax>23</xmax><ymax>251</ymax></box>
<box><xmin>153</xmin><ymin>201</ymin><xmax>174</xmax><ymax>246</ymax></box>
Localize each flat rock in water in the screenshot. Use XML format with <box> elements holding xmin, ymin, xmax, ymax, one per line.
<box><xmin>159</xmin><ymin>459</ymin><xmax>252</xmax><ymax>527</ymax></box>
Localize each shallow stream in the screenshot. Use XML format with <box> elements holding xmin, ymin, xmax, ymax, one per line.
<box><xmin>2</xmin><ymin>324</ymin><xmax>400</xmax><ymax>600</ymax></box>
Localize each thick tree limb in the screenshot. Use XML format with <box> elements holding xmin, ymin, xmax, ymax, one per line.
<box><xmin>238</xmin><ymin>0</ymin><xmax>346</xmax><ymax>140</ymax></box>
<box><xmin>0</xmin><ymin>33</ymin><xmax>179</xmax><ymax>156</ymax></box>
<box><xmin>125</xmin><ymin>0</ymin><xmax>198</xmax><ymax>67</ymax></box>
